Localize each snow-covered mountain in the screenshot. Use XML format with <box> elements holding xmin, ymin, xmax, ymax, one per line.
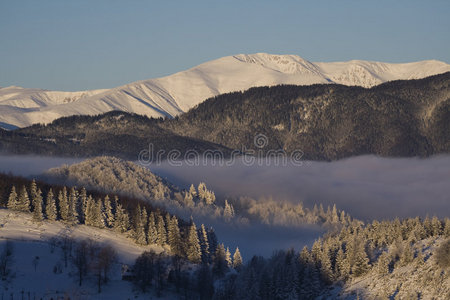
<box><xmin>1</xmin><ymin>53</ymin><xmax>449</xmax><ymax>128</ymax></box>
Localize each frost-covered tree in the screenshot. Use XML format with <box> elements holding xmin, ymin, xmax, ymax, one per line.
<box><xmin>147</xmin><ymin>212</ymin><xmax>158</xmax><ymax>244</ymax></box>
<box><xmin>58</xmin><ymin>187</ymin><xmax>69</xmax><ymax>221</ymax></box>
<box><xmin>225</xmin><ymin>247</ymin><xmax>232</xmax><ymax>268</ymax></box>
<box><xmin>29</xmin><ymin>180</ymin><xmax>37</xmax><ymax>205</ymax></box>
<box><xmin>351</xmin><ymin>243</ymin><xmax>370</xmax><ymax>277</ymax></box>
<box><xmin>133</xmin><ymin>205</ymin><xmax>146</xmax><ymax>245</ymax></box>
<box><xmin>78</xmin><ymin>187</ymin><xmax>87</xmax><ymax>223</ymax></box>
<box><xmin>113</xmin><ymin>203</ymin><xmax>130</xmax><ymax>233</ymax></box>
<box><xmin>376</xmin><ymin>251</ymin><xmax>390</xmax><ymax>275</ymax></box>
<box><xmin>156</xmin><ymin>215</ymin><xmax>167</xmax><ymax>245</ymax></box>
<box><xmin>103</xmin><ymin>195</ymin><xmax>114</xmax><ymax>228</ymax></box>
<box><xmin>45</xmin><ymin>188</ymin><xmax>57</xmax><ymax>221</ymax></box>
<box><xmin>223</xmin><ymin>199</ymin><xmax>235</xmax><ymax>221</ymax></box>
<box><xmin>199</xmin><ymin>224</ymin><xmax>210</xmax><ymax>263</ymax></box>
<box><xmin>335</xmin><ymin>247</ymin><xmax>350</xmax><ymax>280</ymax></box>
<box><xmin>167</xmin><ymin>215</ymin><xmax>183</xmax><ymax>257</ymax></box>
<box><xmin>84</xmin><ymin>195</ymin><xmax>95</xmax><ymax>226</ymax></box>
<box><xmin>17</xmin><ymin>185</ymin><xmax>30</xmax><ymax>212</ymax></box>
<box><xmin>213</xmin><ymin>243</ymin><xmax>228</xmax><ymax>277</ymax></box>
<box><xmin>232</xmin><ymin>247</ymin><xmax>243</xmax><ymax>270</ymax></box>
<box><xmin>7</xmin><ymin>186</ymin><xmax>18</xmax><ymax>210</ymax></box>
<box><xmin>32</xmin><ymin>188</ymin><xmax>44</xmax><ymax>221</ymax></box>
<box><xmin>189</xmin><ymin>184</ymin><xmax>197</xmax><ymax>198</ymax></box>
<box><xmin>67</xmin><ymin>187</ymin><xmax>79</xmax><ymax>224</ymax></box>
<box><xmin>186</xmin><ymin>222</ymin><xmax>201</xmax><ymax>263</ymax></box>
<box><xmin>94</xmin><ymin>199</ymin><xmax>105</xmax><ymax>228</ymax></box>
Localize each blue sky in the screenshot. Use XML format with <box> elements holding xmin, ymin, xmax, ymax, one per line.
<box><xmin>1</xmin><ymin>0</ymin><xmax>449</xmax><ymax>91</ymax></box>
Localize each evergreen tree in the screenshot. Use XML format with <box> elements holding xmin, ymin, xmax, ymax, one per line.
<box><xmin>208</xmin><ymin>228</ymin><xmax>218</xmax><ymax>257</ymax></box>
<box><xmin>7</xmin><ymin>186</ymin><xmax>18</xmax><ymax>210</ymax></box>
<box><xmin>78</xmin><ymin>187</ymin><xmax>87</xmax><ymax>223</ymax></box>
<box><xmin>58</xmin><ymin>187</ymin><xmax>69</xmax><ymax>221</ymax></box>
<box><xmin>17</xmin><ymin>185</ymin><xmax>30</xmax><ymax>212</ymax></box>
<box><xmin>67</xmin><ymin>187</ymin><xmax>79</xmax><ymax>224</ymax></box>
<box><xmin>223</xmin><ymin>199</ymin><xmax>234</xmax><ymax>221</ymax></box>
<box><xmin>213</xmin><ymin>243</ymin><xmax>228</xmax><ymax>277</ymax></box>
<box><xmin>351</xmin><ymin>243</ymin><xmax>370</xmax><ymax>277</ymax></box>
<box><xmin>147</xmin><ymin>212</ymin><xmax>158</xmax><ymax>244</ymax></box>
<box><xmin>232</xmin><ymin>247</ymin><xmax>243</xmax><ymax>270</ymax></box>
<box><xmin>167</xmin><ymin>215</ymin><xmax>183</xmax><ymax>257</ymax></box>
<box><xmin>94</xmin><ymin>199</ymin><xmax>106</xmax><ymax>228</ymax></box>
<box><xmin>225</xmin><ymin>247</ymin><xmax>232</xmax><ymax>268</ymax></box>
<box><xmin>376</xmin><ymin>251</ymin><xmax>390</xmax><ymax>275</ymax></box>
<box><xmin>156</xmin><ymin>215</ymin><xmax>167</xmax><ymax>245</ymax></box>
<box><xmin>336</xmin><ymin>247</ymin><xmax>350</xmax><ymax>280</ymax></box>
<box><xmin>84</xmin><ymin>195</ymin><xmax>95</xmax><ymax>226</ymax></box>
<box><xmin>189</xmin><ymin>184</ymin><xmax>197</xmax><ymax>198</ymax></box>
<box><xmin>29</xmin><ymin>180</ymin><xmax>38</xmax><ymax>207</ymax></box>
<box><xmin>444</xmin><ymin>218</ymin><xmax>450</xmax><ymax>237</ymax></box>
<box><xmin>45</xmin><ymin>188</ymin><xmax>57</xmax><ymax>221</ymax></box>
<box><xmin>187</xmin><ymin>222</ymin><xmax>201</xmax><ymax>263</ymax></box>
<box><xmin>103</xmin><ymin>195</ymin><xmax>114</xmax><ymax>228</ymax></box>
<box><xmin>113</xmin><ymin>202</ymin><xmax>129</xmax><ymax>233</ymax></box>
<box><xmin>183</xmin><ymin>192</ymin><xmax>194</xmax><ymax>207</ymax></box>
<box><xmin>32</xmin><ymin>188</ymin><xmax>44</xmax><ymax>221</ymax></box>
<box><xmin>133</xmin><ymin>205</ymin><xmax>146</xmax><ymax>245</ymax></box>
<box><xmin>331</xmin><ymin>204</ymin><xmax>339</xmax><ymax>224</ymax></box>
<box><xmin>199</xmin><ymin>224</ymin><xmax>210</xmax><ymax>263</ymax></box>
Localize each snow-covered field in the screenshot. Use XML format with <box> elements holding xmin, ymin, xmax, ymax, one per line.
<box><xmin>1</xmin><ymin>53</ymin><xmax>449</xmax><ymax>128</ymax></box>
<box><xmin>0</xmin><ymin>209</ymin><xmax>165</xmax><ymax>300</ymax></box>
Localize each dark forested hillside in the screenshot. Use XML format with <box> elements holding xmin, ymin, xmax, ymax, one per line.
<box><xmin>165</xmin><ymin>72</ymin><xmax>450</xmax><ymax>160</ymax></box>
<box><xmin>0</xmin><ymin>72</ymin><xmax>449</xmax><ymax>160</ymax></box>
<box><xmin>0</xmin><ymin>112</ymin><xmax>231</xmax><ymax>160</ymax></box>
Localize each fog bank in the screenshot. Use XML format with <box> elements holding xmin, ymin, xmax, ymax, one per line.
<box><xmin>148</xmin><ymin>155</ymin><xmax>450</xmax><ymax>221</ymax></box>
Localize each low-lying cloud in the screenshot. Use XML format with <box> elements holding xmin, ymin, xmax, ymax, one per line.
<box><xmin>149</xmin><ymin>155</ymin><xmax>450</xmax><ymax>221</ymax></box>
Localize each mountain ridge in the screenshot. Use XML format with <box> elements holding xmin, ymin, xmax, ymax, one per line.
<box><xmin>1</xmin><ymin>53</ymin><xmax>449</xmax><ymax>128</ymax></box>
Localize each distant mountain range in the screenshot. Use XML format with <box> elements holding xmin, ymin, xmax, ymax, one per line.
<box><xmin>1</xmin><ymin>53</ymin><xmax>449</xmax><ymax>128</ymax></box>
<box><xmin>1</xmin><ymin>72</ymin><xmax>449</xmax><ymax>160</ymax></box>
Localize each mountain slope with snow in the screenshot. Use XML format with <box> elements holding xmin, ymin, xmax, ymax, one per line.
<box><xmin>2</xmin><ymin>53</ymin><xmax>449</xmax><ymax>128</ymax></box>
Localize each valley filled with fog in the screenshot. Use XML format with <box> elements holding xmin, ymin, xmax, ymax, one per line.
<box><xmin>1</xmin><ymin>154</ymin><xmax>448</xmax><ymax>258</ymax></box>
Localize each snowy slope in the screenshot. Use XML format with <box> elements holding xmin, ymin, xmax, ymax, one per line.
<box><xmin>0</xmin><ymin>209</ymin><xmax>166</xmax><ymax>299</ymax></box>
<box><xmin>2</xmin><ymin>53</ymin><xmax>449</xmax><ymax>128</ymax></box>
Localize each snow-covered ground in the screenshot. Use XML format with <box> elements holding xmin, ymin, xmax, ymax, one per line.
<box><xmin>0</xmin><ymin>209</ymin><xmax>166</xmax><ymax>299</ymax></box>
<box><xmin>1</xmin><ymin>53</ymin><xmax>449</xmax><ymax>128</ymax></box>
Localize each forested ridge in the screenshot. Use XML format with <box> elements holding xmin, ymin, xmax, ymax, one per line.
<box><xmin>0</xmin><ymin>72</ymin><xmax>449</xmax><ymax>160</ymax></box>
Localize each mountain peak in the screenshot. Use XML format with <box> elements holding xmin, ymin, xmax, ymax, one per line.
<box><xmin>233</xmin><ymin>53</ymin><xmax>320</xmax><ymax>75</ymax></box>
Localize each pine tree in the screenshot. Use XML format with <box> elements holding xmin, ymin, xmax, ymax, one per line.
<box><xmin>147</xmin><ymin>212</ymin><xmax>158</xmax><ymax>244</ymax></box>
<box><xmin>58</xmin><ymin>187</ymin><xmax>69</xmax><ymax>221</ymax></box>
<box><xmin>199</xmin><ymin>224</ymin><xmax>210</xmax><ymax>263</ymax></box>
<box><xmin>113</xmin><ymin>203</ymin><xmax>129</xmax><ymax>233</ymax></box>
<box><xmin>189</xmin><ymin>184</ymin><xmax>197</xmax><ymax>198</ymax></box>
<box><xmin>7</xmin><ymin>186</ymin><xmax>18</xmax><ymax>210</ymax></box>
<box><xmin>186</xmin><ymin>222</ymin><xmax>201</xmax><ymax>263</ymax></box>
<box><xmin>336</xmin><ymin>247</ymin><xmax>350</xmax><ymax>280</ymax></box>
<box><xmin>78</xmin><ymin>187</ymin><xmax>88</xmax><ymax>223</ymax></box>
<box><xmin>225</xmin><ymin>247</ymin><xmax>232</xmax><ymax>268</ymax></box>
<box><xmin>32</xmin><ymin>188</ymin><xmax>44</xmax><ymax>221</ymax></box>
<box><xmin>45</xmin><ymin>189</ymin><xmax>57</xmax><ymax>221</ymax></box>
<box><xmin>376</xmin><ymin>251</ymin><xmax>390</xmax><ymax>275</ymax></box>
<box><xmin>444</xmin><ymin>218</ymin><xmax>450</xmax><ymax>237</ymax></box>
<box><xmin>208</xmin><ymin>228</ymin><xmax>218</xmax><ymax>257</ymax></box>
<box><xmin>431</xmin><ymin>216</ymin><xmax>442</xmax><ymax>236</ymax></box>
<box><xmin>183</xmin><ymin>192</ymin><xmax>194</xmax><ymax>207</ymax></box>
<box><xmin>156</xmin><ymin>215</ymin><xmax>167</xmax><ymax>245</ymax></box>
<box><xmin>84</xmin><ymin>195</ymin><xmax>94</xmax><ymax>226</ymax></box>
<box><xmin>67</xmin><ymin>187</ymin><xmax>79</xmax><ymax>224</ymax></box>
<box><xmin>94</xmin><ymin>199</ymin><xmax>106</xmax><ymax>228</ymax></box>
<box><xmin>213</xmin><ymin>243</ymin><xmax>228</xmax><ymax>277</ymax></box>
<box><xmin>133</xmin><ymin>205</ymin><xmax>146</xmax><ymax>245</ymax></box>
<box><xmin>103</xmin><ymin>195</ymin><xmax>114</xmax><ymax>228</ymax></box>
<box><xmin>223</xmin><ymin>199</ymin><xmax>234</xmax><ymax>221</ymax></box>
<box><xmin>17</xmin><ymin>185</ymin><xmax>30</xmax><ymax>212</ymax></box>
<box><xmin>29</xmin><ymin>180</ymin><xmax>38</xmax><ymax>206</ymax></box>
<box><xmin>352</xmin><ymin>243</ymin><xmax>370</xmax><ymax>277</ymax></box>
<box><xmin>232</xmin><ymin>247</ymin><xmax>243</xmax><ymax>270</ymax></box>
<box><xmin>331</xmin><ymin>204</ymin><xmax>339</xmax><ymax>224</ymax></box>
<box><xmin>167</xmin><ymin>215</ymin><xmax>183</xmax><ymax>257</ymax></box>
